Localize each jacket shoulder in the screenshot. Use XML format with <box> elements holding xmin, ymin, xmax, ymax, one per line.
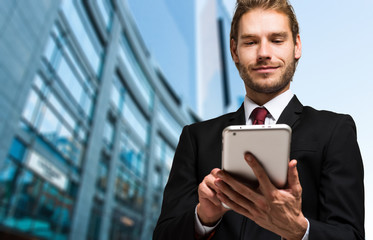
<box><xmin>300</xmin><ymin>106</ymin><xmax>357</xmax><ymax>133</ymax></box>
<box><xmin>302</xmin><ymin>106</ymin><xmax>353</xmax><ymax>121</ymax></box>
<box><xmin>185</xmin><ymin>110</ymin><xmax>242</xmax><ymax>136</ymax></box>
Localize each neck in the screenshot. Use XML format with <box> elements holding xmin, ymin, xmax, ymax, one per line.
<box><xmin>245</xmin><ymin>85</ymin><xmax>290</xmax><ymax>106</ymax></box>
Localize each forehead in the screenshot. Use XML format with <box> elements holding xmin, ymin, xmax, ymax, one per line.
<box><xmin>238</xmin><ymin>9</ymin><xmax>292</xmax><ymax>37</ymax></box>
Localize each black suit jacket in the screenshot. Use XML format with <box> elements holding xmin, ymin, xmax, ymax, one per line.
<box><xmin>154</xmin><ymin>96</ymin><xmax>365</xmax><ymax>239</ymax></box>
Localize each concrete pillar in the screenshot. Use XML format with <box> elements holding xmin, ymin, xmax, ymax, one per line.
<box><xmin>69</xmin><ymin>11</ymin><xmax>120</xmax><ymax>240</ymax></box>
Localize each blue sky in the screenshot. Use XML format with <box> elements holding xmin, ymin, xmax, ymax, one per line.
<box><xmin>285</xmin><ymin>1</ymin><xmax>373</xmax><ymax>236</ymax></box>
<box><xmin>128</xmin><ymin>0</ymin><xmax>373</xmax><ymax>236</ymax></box>
<box><xmin>127</xmin><ymin>0</ymin><xmax>197</xmax><ymax>109</ymax></box>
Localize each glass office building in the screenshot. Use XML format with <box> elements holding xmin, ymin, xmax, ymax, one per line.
<box><xmin>0</xmin><ymin>0</ymin><xmax>199</xmax><ymax>239</ymax></box>
<box><xmin>128</xmin><ymin>0</ymin><xmax>243</xmax><ymax>121</ymax></box>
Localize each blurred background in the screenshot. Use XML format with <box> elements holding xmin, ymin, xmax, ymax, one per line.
<box><xmin>0</xmin><ymin>0</ymin><xmax>371</xmax><ymax>239</ymax></box>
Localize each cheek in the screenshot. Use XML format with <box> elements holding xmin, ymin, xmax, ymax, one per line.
<box><xmin>237</xmin><ymin>51</ymin><xmax>256</xmax><ymax>65</ymax></box>
<box><xmin>274</xmin><ymin>51</ymin><xmax>294</xmax><ymax>65</ymax></box>
<box><xmin>273</xmin><ymin>45</ymin><xmax>295</xmax><ymax>60</ymax></box>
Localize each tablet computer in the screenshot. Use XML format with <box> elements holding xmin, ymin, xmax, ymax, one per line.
<box><xmin>222</xmin><ymin>124</ymin><xmax>291</xmax><ymax>188</ymax></box>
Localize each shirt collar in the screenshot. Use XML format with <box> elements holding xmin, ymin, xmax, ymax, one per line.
<box><xmin>244</xmin><ymin>89</ymin><xmax>294</xmax><ymax>124</ymax></box>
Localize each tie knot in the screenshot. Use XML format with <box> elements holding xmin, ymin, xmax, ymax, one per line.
<box><xmin>251</xmin><ymin>107</ymin><xmax>268</xmax><ymax>125</ymax></box>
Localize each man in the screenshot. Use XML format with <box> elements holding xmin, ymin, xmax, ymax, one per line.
<box><xmin>153</xmin><ymin>0</ymin><xmax>365</xmax><ymax>239</ymax></box>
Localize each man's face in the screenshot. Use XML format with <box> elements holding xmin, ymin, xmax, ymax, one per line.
<box><xmin>231</xmin><ymin>9</ymin><xmax>302</xmax><ymax>96</ymax></box>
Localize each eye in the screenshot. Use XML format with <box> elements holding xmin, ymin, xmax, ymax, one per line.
<box><xmin>244</xmin><ymin>41</ymin><xmax>256</xmax><ymax>46</ymax></box>
<box><xmin>272</xmin><ymin>39</ymin><xmax>284</xmax><ymax>44</ymax></box>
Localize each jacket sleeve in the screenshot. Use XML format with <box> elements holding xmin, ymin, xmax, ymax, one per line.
<box><xmin>309</xmin><ymin>115</ymin><xmax>365</xmax><ymax>239</ymax></box>
<box><xmin>153</xmin><ymin>125</ymin><xmax>199</xmax><ymax>240</ymax></box>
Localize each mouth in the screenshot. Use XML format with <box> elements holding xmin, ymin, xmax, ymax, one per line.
<box><xmin>252</xmin><ymin>66</ymin><xmax>280</xmax><ymax>74</ymax></box>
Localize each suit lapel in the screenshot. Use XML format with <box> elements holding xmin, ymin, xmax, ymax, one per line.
<box><xmin>228</xmin><ymin>103</ymin><xmax>246</xmax><ymax>125</ymax></box>
<box><xmin>277</xmin><ymin>95</ymin><xmax>303</xmax><ymax>127</ymax></box>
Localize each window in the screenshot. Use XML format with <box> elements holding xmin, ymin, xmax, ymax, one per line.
<box><xmin>0</xmin><ymin>166</ymin><xmax>74</xmax><ymax>240</ymax></box>
<box><xmin>118</xmin><ymin>34</ymin><xmax>154</xmax><ymax>110</ymax></box>
<box><xmin>57</xmin><ymin>57</ymin><xmax>83</xmax><ymax>103</ymax></box>
<box><xmin>48</xmin><ymin>93</ymin><xmax>76</xmax><ymax>130</ymax></box>
<box><xmin>103</xmin><ymin>119</ymin><xmax>115</xmax><ymax>149</ymax></box>
<box><xmin>110</xmin><ymin>74</ymin><xmax>125</xmax><ymax>112</ymax></box>
<box><xmin>56</xmin><ymin>55</ymin><xmax>94</xmax><ymax>117</ymax></box>
<box><xmin>158</xmin><ymin>103</ymin><xmax>183</xmax><ymax>141</ymax></box>
<box><xmin>22</xmin><ymin>88</ymin><xmax>41</xmax><ymax>125</ymax></box>
<box><xmin>154</xmin><ymin>135</ymin><xmax>175</xmax><ymax>186</ymax></box>
<box><xmin>36</xmin><ymin>104</ymin><xmax>80</xmax><ymax>165</ymax></box>
<box><xmin>110</xmin><ymin>210</ymin><xmax>141</xmax><ymax>240</ymax></box>
<box><xmin>96</xmin><ymin>0</ymin><xmax>113</xmax><ymax>31</ymax></box>
<box><xmin>9</xmin><ymin>138</ymin><xmax>26</xmax><ymax>163</ymax></box>
<box><xmin>21</xmin><ymin>75</ymin><xmax>85</xmax><ymax>167</ymax></box>
<box><xmin>119</xmin><ymin>133</ymin><xmax>146</xmax><ymax>178</ymax></box>
<box><xmin>86</xmin><ymin>200</ymin><xmax>103</xmax><ymax>240</ymax></box>
<box><xmin>0</xmin><ymin>139</ymin><xmax>26</xmax><ymax>214</ymax></box>
<box><xmin>152</xmin><ymin>168</ymin><xmax>162</xmax><ymax>190</ymax></box>
<box><xmin>43</xmin><ymin>36</ymin><xmax>62</xmax><ymax>68</ymax></box>
<box><xmin>0</xmin><ymin>158</ymin><xmax>19</xmax><ymax>218</ymax></box>
<box><xmin>96</xmin><ymin>154</ymin><xmax>109</xmax><ymax>192</ymax></box>
<box><xmin>122</xmin><ymin>94</ymin><xmax>149</xmax><ymax>145</ymax></box>
<box><xmin>115</xmin><ymin>167</ymin><xmax>131</xmax><ymax>202</ymax></box>
<box><xmin>61</xmin><ymin>0</ymin><xmax>102</xmax><ymax>74</ymax></box>
<box><xmin>43</xmin><ymin>26</ymin><xmax>97</xmax><ymax>119</ymax></box>
<box><xmin>114</xmin><ymin>166</ymin><xmax>145</xmax><ymax>211</ymax></box>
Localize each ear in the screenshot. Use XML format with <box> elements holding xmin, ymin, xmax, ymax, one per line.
<box><xmin>230</xmin><ymin>38</ymin><xmax>239</xmax><ymax>63</ymax></box>
<box><xmin>294</xmin><ymin>34</ymin><xmax>302</xmax><ymax>60</ymax></box>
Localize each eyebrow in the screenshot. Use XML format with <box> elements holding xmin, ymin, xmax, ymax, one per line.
<box><xmin>240</xmin><ymin>32</ymin><xmax>289</xmax><ymax>39</ymax></box>
<box><xmin>271</xmin><ymin>32</ymin><xmax>289</xmax><ymax>39</ymax></box>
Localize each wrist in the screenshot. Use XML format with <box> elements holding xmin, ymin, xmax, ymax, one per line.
<box><xmin>293</xmin><ymin>216</ymin><xmax>309</xmax><ymax>240</ymax></box>
<box><xmin>283</xmin><ymin>215</ymin><xmax>308</xmax><ymax>240</ymax></box>
<box><xmin>196</xmin><ymin>203</ymin><xmax>221</xmax><ymax>227</ymax></box>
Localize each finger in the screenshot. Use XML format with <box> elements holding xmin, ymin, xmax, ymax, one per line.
<box><xmin>199</xmin><ymin>174</ymin><xmax>223</xmax><ymax>206</ymax></box>
<box><xmin>287</xmin><ymin>159</ymin><xmax>302</xmax><ymax>197</ymax></box>
<box><xmin>214</xmin><ymin>178</ymin><xmax>265</xmax><ymax>211</ymax></box>
<box><xmin>202</xmin><ymin>169</ymin><xmax>223</xmax><ymax>191</ymax></box>
<box><xmin>216</xmin><ymin>192</ymin><xmax>258</xmax><ymax>220</ymax></box>
<box><xmin>211</xmin><ymin>168</ymin><xmax>221</xmax><ymax>177</ymax></box>
<box><xmin>216</xmin><ymin>170</ymin><xmax>261</xmax><ymax>203</ymax></box>
<box><xmin>199</xmin><ymin>181</ymin><xmax>222</xmax><ymax>207</ymax></box>
<box><xmin>244</xmin><ymin>153</ymin><xmax>275</xmax><ymax>193</ymax></box>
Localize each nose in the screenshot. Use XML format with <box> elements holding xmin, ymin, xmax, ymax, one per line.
<box><xmin>257</xmin><ymin>41</ymin><xmax>272</xmax><ymax>61</ymax></box>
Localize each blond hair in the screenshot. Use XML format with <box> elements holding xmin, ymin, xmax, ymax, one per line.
<box><xmin>230</xmin><ymin>0</ymin><xmax>299</xmax><ymax>43</ymax></box>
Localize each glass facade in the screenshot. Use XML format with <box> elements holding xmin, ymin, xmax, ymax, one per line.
<box><xmin>109</xmin><ymin>208</ymin><xmax>141</xmax><ymax>240</ymax></box>
<box><xmin>61</xmin><ymin>0</ymin><xmax>103</xmax><ymax>74</ymax></box>
<box><xmin>96</xmin><ymin>0</ymin><xmax>113</xmax><ymax>31</ymax></box>
<box><xmin>118</xmin><ymin>34</ymin><xmax>155</xmax><ymax>111</ymax></box>
<box><xmin>43</xmin><ymin>22</ymin><xmax>97</xmax><ymax>119</ymax></box>
<box><xmin>86</xmin><ymin>199</ymin><xmax>104</xmax><ymax>240</ymax></box>
<box><xmin>96</xmin><ymin>153</ymin><xmax>109</xmax><ymax>193</ymax></box>
<box><xmin>0</xmin><ymin>140</ymin><xmax>75</xmax><ymax>240</ymax></box>
<box><xmin>0</xmin><ymin>0</ymin><xmax>199</xmax><ymax>239</ymax></box>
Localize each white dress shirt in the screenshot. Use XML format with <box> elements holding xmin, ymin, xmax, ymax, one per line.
<box><xmin>243</xmin><ymin>89</ymin><xmax>294</xmax><ymax>125</ymax></box>
<box><xmin>195</xmin><ymin>90</ymin><xmax>309</xmax><ymax>239</ymax></box>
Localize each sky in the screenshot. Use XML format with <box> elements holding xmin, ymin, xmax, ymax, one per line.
<box><xmin>128</xmin><ymin>0</ymin><xmax>373</xmax><ymax>236</ymax></box>
<box><xmin>127</xmin><ymin>0</ymin><xmax>197</xmax><ymax>109</ymax></box>
<box><xmin>281</xmin><ymin>1</ymin><xmax>373</xmax><ymax>236</ymax></box>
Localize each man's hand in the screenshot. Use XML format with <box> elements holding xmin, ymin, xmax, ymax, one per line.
<box><xmin>214</xmin><ymin>153</ymin><xmax>308</xmax><ymax>240</ymax></box>
<box><xmin>197</xmin><ymin>169</ymin><xmax>230</xmax><ymax>226</ymax></box>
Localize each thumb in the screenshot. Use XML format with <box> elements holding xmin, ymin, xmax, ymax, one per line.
<box><xmin>287</xmin><ymin>159</ymin><xmax>302</xmax><ymax>195</ymax></box>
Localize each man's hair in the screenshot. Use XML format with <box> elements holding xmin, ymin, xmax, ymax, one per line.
<box><xmin>230</xmin><ymin>0</ymin><xmax>299</xmax><ymax>43</ymax></box>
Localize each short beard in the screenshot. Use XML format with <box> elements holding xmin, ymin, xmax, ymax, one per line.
<box><xmin>238</xmin><ymin>60</ymin><xmax>296</xmax><ymax>94</ymax></box>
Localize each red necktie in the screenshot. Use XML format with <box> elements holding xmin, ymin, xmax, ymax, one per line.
<box><xmin>251</xmin><ymin>107</ymin><xmax>268</xmax><ymax>125</ymax></box>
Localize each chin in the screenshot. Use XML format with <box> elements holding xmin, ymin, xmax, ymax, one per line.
<box><xmin>250</xmin><ymin>80</ymin><xmax>290</xmax><ymax>94</ymax></box>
